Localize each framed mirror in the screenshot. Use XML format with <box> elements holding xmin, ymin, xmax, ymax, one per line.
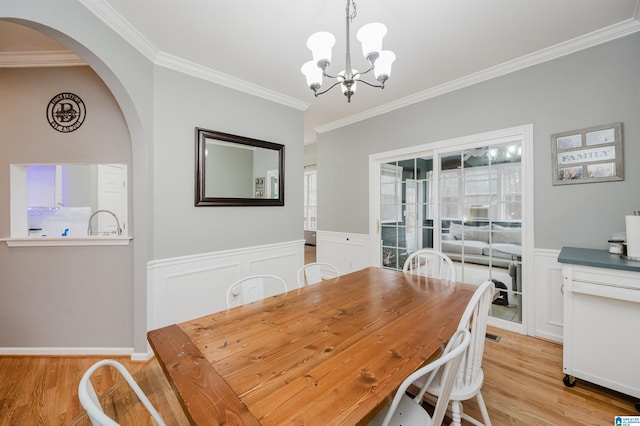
<box><xmin>195</xmin><ymin>128</ymin><xmax>285</xmax><ymax>206</ymax></box>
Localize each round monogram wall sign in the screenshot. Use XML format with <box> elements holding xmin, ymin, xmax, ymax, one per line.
<box><xmin>46</xmin><ymin>92</ymin><xmax>86</xmax><ymax>133</ymax></box>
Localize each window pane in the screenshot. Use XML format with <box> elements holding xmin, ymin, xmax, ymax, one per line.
<box><xmin>308</xmin><ymin>206</ymin><xmax>317</xmax><ymax>230</ymax></box>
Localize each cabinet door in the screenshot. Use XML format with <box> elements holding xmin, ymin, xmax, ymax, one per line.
<box><xmin>563</xmin><ymin>264</ymin><xmax>640</xmax><ymax>399</ymax></box>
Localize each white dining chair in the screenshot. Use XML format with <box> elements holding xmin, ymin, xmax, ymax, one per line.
<box><xmin>226</xmin><ymin>274</ymin><xmax>288</xmax><ymax>309</ymax></box>
<box><xmin>78</xmin><ymin>359</ymin><xmax>166</xmax><ymax>426</ymax></box>
<box><xmin>297</xmin><ymin>262</ymin><xmax>340</xmax><ymax>288</ymax></box>
<box><xmin>403</xmin><ymin>248</ymin><xmax>457</xmax><ymax>282</ymax></box>
<box><xmin>422</xmin><ymin>279</ymin><xmax>495</xmax><ymax>426</ymax></box>
<box><xmin>368</xmin><ymin>328</ymin><xmax>471</xmax><ymax>426</ymax></box>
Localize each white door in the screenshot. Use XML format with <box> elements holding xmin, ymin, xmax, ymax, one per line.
<box><xmin>97</xmin><ymin>164</ymin><xmax>127</xmax><ymax>234</ymax></box>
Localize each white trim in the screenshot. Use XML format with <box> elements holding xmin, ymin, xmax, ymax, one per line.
<box><xmin>148</xmin><ymin>239</ymin><xmax>304</xmax><ymax>270</ymax></box>
<box><xmin>77</xmin><ymin>0</ymin><xmax>308</xmax><ymax>111</ymax></box>
<box><xmin>317</xmin><ymin>19</ymin><xmax>640</xmax><ymax>134</ymax></box>
<box><xmin>521</xmin><ymin>124</ymin><xmax>535</xmax><ymax>335</ymax></box>
<box><xmin>0</xmin><ymin>346</ymin><xmax>133</xmax><ymax>356</ymax></box>
<box><xmin>78</xmin><ymin>0</ymin><xmax>159</xmax><ymax>61</ymax></box>
<box><xmin>0</xmin><ymin>51</ymin><xmax>86</xmax><ymax>67</ymax></box>
<box><xmin>155</xmin><ymin>52</ymin><xmax>309</xmax><ymax>111</ymax></box>
<box><xmin>369</xmin><ymin>125</ymin><xmax>534</xmax><ymax>162</ymax></box>
<box><xmin>131</xmin><ymin>350</ymin><xmax>155</xmax><ymax>362</ymax></box>
<box><xmin>2</xmin><ymin>236</ymin><xmax>132</xmax><ymax>247</ymax></box>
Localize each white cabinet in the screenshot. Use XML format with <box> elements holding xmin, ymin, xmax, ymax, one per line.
<box><xmin>559</xmin><ymin>247</ymin><xmax>640</xmax><ymax>404</ymax></box>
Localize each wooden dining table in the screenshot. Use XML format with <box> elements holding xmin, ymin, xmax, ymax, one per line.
<box><xmin>147</xmin><ymin>266</ymin><xmax>475</xmax><ymax>425</ymax></box>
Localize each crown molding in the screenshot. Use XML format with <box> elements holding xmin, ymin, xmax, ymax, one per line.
<box><xmin>78</xmin><ymin>0</ymin><xmax>308</xmax><ymax>111</ymax></box>
<box><xmin>156</xmin><ymin>52</ymin><xmax>309</xmax><ymax>111</ymax></box>
<box><xmin>316</xmin><ymin>18</ymin><xmax>640</xmax><ymax>134</ymax></box>
<box><xmin>78</xmin><ymin>0</ymin><xmax>159</xmax><ymax>61</ymax></box>
<box><xmin>0</xmin><ymin>50</ymin><xmax>86</xmax><ymax>67</ymax></box>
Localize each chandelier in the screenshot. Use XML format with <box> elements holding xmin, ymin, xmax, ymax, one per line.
<box><xmin>301</xmin><ymin>0</ymin><xmax>395</xmax><ymax>103</ymax></box>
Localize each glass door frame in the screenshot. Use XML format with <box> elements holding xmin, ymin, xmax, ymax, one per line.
<box><xmin>368</xmin><ymin>125</ymin><xmax>534</xmax><ymax>335</ymax></box>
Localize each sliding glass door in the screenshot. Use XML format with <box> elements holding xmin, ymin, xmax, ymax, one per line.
<box><xmin>380</xmin><ymin>157</ymin><xmax>434</xmax><ymax>270</ymax></box>
<box><xmin>378</xmin><ymin>138</ymin><xmax>524</xmax><ymax>324</ymax></box>
<box><xmin>440</xmin><ymin>142</ymin><xmax>522</xmax><ymax>323</ymax></box>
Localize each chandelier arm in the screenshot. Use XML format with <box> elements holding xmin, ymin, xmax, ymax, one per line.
<box><xmin>352</xmin><ymin>64</ymin><xmax>375</xmax><ymax>80</ymax></box>
<box><xmin>314</xmin><ymin>80</ymin><xmax>344</xmax><ymax>97</ymax></box>
<box><xmin>357</xmin><ymin>79</ymin><xmax>385</xmax><ymax>89</ymax></box>
<box><xmin>324</xmin><ymin>61</ymin><xmax>373</xmax><ymax>81</ymax></box>
<box><xmin>323</xmin><ymin>72</ymin><xmax>342</xmax><ymax>80</ymax></box>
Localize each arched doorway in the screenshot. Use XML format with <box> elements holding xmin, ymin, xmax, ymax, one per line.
<box><xmin>0</xmin><ymin>17</ymin><xmax>150</xmax><ymax>356</ymax></box>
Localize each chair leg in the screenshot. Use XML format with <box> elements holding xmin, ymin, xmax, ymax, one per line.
<box><xmin>476</xmin><ymin>391</ymin><xmax>492</xmax><ymax>426</ymax></box>
<box><xmin>449</xmin><ymin>400</ymin><xmax>463</xmax><ymax>426</ymax></box>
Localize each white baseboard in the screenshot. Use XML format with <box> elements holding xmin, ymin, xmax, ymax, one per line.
<box><xmin>131</xmin><ymin>351</ymin><xmax>155</xmax><ymax>362</ymax></box>
<box><xmin>0</xmin><ymin>347</ymin><xmax>153</xmax><ymax>361</ymax></box>
<box><xmin>0</xmin><ymin>347</ymin><xmax>134</xmax><ymax>356</ymax></box>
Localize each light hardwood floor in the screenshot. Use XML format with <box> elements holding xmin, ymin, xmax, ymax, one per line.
<box><xmin>1</xmin><ymin>248</ymin><xmax>636</xmax><ymax>425</ymax></box>
<box><xmin>304</xmin><ymin>243</ymin><xmax>316</xmax><ymax>264</ymax></box>
<box><xmin>0</xmin><ymin>325</ymin><xmax>637</xmax><ymax>425</ymax></box>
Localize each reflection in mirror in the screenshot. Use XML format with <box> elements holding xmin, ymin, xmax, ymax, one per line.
<box><xmin>195</xmin><ymin>128</ymin><xmax>284</xmax><ymax>206</ymax></box>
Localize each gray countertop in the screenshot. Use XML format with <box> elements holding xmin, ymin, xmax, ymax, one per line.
<box><xmin>558</xmin><ymin>246</ymin><xmax>640</xmax><ymax>272</ymax></box>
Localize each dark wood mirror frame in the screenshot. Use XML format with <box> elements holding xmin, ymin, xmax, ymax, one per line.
<box><xmin>195</xmin><ymin>127</ymin><xmax>285</xmax><ymax>206</ymax></box>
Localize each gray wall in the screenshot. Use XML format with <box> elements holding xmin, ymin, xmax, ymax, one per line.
<box><xmin>1</xmin><ymin>0</ymin><xmax>304</xmax><ymax>352</ymax></box>
<box><xmin>3</xmin><ymin>0</ymin><xmax>157</xmax><ymax>353</ymax></box>
<box><xmin>151</xmin><ymin>67</ymin><xmax>302</xmax><ymax>260</ymax></box>
<box><xmin>0</xmin><ymin>66</ymin><xmax>134</xmax><ymax>347</ymax></box>
<box><xmin>318</xmin><ymin>33</ymin><xmax>640</xmax><ymax>251</ymax></box>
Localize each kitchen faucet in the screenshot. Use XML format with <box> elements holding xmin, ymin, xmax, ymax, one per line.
<box><xmin>87</xmin><ymin>209</ymin><xmax>123</xmax><ymax>236</ymax></box>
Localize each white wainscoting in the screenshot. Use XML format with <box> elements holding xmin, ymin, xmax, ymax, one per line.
<box><xmin>315</xmin><ymin>231</ymin><xmax>372</xmax><ymax>275</ymax></box>
<box><xmin>533</xmin><ymin>248</ymin><xmax>563</xmax><ymax>342</ymax></box>
<box><xmin>148</xmin><ymin>240</ymin><xmax>305</xmax><ymax>329</ymax></box>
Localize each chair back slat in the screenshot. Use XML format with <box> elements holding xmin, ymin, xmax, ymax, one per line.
<box><xmin>454</xmin><ymin>280</ymin><xmax>494</xmax><ymax>389</ymax></box>
<box><xmin>226</xmin><ymin>274</ymin><xmax>288</xmax><ymax>309</ymax></box>
<box><xmin>403</xmin><ymin>249</ymin><xmax>457</xmax><ymax>282</ymax></box>
<box><xmin>373</xmin><ymin>329</ymin><xmax>471</xmax><ymax>426</ymax></box>
<box><xmin>297</xmin><ymin>262</ymin><xmax>340</xmax><ymax>288</ymax></box>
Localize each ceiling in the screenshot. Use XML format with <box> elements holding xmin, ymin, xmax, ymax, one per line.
<box><xmin>2</xmin><ymin>1</ymin><xmax>639</xmax><ymax>144</ymax></box>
